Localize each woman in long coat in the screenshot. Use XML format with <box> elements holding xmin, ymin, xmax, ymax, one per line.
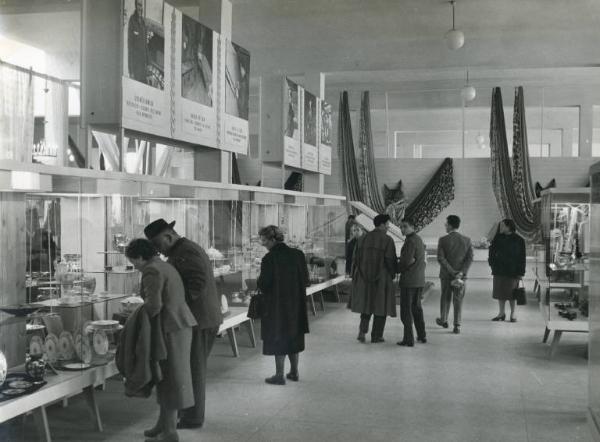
<box><xmin>125</xmin><ymin>239</ymin><xmax>197</xmax><ymax>442</ymax></box>
<box><xmin>257</xmin><ymin>225</ymin><xmax>309</xmax><ymax>385</ymax></box>
<box><xmin>351</xmin><ymin>214</ymin><xmax>397</xmax><ymax>343</ymax></box>
<box><xmin>488</xmin><ymin>219</ymin><xmax>526</xmax><ymax>322</ymax></box>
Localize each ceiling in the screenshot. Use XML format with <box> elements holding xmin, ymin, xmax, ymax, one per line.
<box><xmin>2</xmin><ymin>0</ymin><xmax>599</xmax><ymax>97</ymax></box>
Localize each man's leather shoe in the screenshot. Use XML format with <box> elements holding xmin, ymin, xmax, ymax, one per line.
<box><xmin>286</xmin><ymin>372</ymin><xmax>299</xmax><ymax>382</ymax></box>
<box><xmin>265</xmin><ymin>375</ymin><xmax>285</xmax><ymax>385</ymax></box>
<box><xmin>176</xmin><ymin>421</ymin><xmax>203</xmax><ymax>430</ymax></box>
<box><xmin>371</xmin><ymin>337</ymin><xmax>385</xmax><ymax>343</ymax></box>
<box><xmin>417</xmin><ymin>337</ymin><xmax>427</xmax><ymax>343</ymax></box>
<box><xmin>357</xmin><ymin>332</ymin><xmax>366</xmax><ymax>343</ymax></box>
<box><xmin>453</xmin><ymin>326</ymin><xmax>460</xmax><ymax>334</ymax></box>
<box><xmin>436</xmin><ymin>318</ymin><xmax>448</xmax><ymax>328</ymax></box>
<box><xmin>397</xmin><ymin>341</ymin><xmax>414</xmax><ymax>347</ymax></box>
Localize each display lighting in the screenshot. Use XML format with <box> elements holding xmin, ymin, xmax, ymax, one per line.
<box><xmin>460</xmin><ymin>70</ymin><xmax>476</xmax><ymax>102</ymax></box>
<box><xmin>445</xmin><ymin>0</ymin><xmax>465</xmax><ymax>50</ymax></box>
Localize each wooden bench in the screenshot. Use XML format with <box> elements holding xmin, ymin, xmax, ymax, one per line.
<box><xmin>218</xmin><ymin>306</ymin><xmax>256</xmax><ymax>357</ymax></box>
<box><xmin>0</xmin><ymin>362</ymin><xmax>119</xmax><ymax>442</ymax></box>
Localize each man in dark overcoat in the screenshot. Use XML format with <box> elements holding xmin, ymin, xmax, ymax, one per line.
<box><xmin>145</xmin><ymin>219</ymin><xmax>222</xmax><ymax>429</ymax></box>
<box><xmin>351</xmin><ymin>214</ymin><xmax>397</xmax><ymax>343</ymax></box>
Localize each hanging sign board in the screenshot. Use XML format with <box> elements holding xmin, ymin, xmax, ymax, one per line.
<box><xmin>222</xmin><ymin>40</ymin><xmax>250</xmax><ymax>154</ymax></box>
<box><xmin>283</xmin><ymin>78</ymin><xmax>301</xmax><ymax>168</ymax></box>
<box><xmin>318</xmin><ymin>99</ymin><xmax>332</xmax><ymax>175</ymax></box>
<box><xmin>301</xmin><ymin>89</ymin><xmax>319</xmax><ymax>171</ymax></box>
<box><xmin>122</xmin><ymin>0</ymin><xmax>172</xmax><ymax>137</ymax></box>
<box><xmin>173</xmin><ymin>11</ymin><xmax>218</xmax><ymax>147</ymax></box>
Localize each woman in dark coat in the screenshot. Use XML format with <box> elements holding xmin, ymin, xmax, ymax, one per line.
<box><xmin>257</xmin><ymin>225</ymin><xmax>310</xmax><ymax>385</ymax></box>
<box><xmin>345</xmin><ymin>223</ymin><xmax>363</xmax><ymax>275</ymax></box>
<box><xmin>125</xmin><ymin>239</ymin><xmax>197</xmax><ymax>442</ymax></box>
<box><xmin>488</xmin><ymin>219</ymin><xmax>526</xmax><ymax>322</ymax></box>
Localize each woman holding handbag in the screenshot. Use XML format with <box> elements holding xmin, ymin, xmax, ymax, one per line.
<box><xmin>488</xmin><ymin>219</ymin><xmax>526</xmax><ymax>322</ymax></box>
<box><xmin>257</xmin><ymin>225</ymin><xmax>310</xmax><ymax>385</ymax></box>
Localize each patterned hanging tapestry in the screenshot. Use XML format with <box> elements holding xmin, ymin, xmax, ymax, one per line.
<box><xmin>337</xmin><ymin>91</ymin><xmax>363</xmax><ymax>206</ymax></box>
<box><xmin>403</xmin><ymin>158</ymin><xmax>455</xmax><ymax>232</ymax></box>
<box><xmin>358</xmin><ymin>91</ymin><xmax>385</xmax><ymax>213</ymax></box>
<box><xmin>512</xmin><ymin>86</ymin><xmax>538</xmax><ymax>222</ymax></box>
<box><xmin>489</xmin><ymin>87</ymin><xmax>541</xmax><ymax>243</ymax></box>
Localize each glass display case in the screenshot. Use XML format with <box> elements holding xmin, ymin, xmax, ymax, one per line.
<box><xmin>0</xmin><ymin>170</ymin><xmax>346</xmax><ymax>380</ymax></box>
<box><xmin>536</xmin><ymin>188</ymin><xmax>590</xmax><ymax>358</ymax></box>
<box><xmin>588</xmin><ymin>162</ymin><xmax>600</xmax><ymax>437</ymax></box>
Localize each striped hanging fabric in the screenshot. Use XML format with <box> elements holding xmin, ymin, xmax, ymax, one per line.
<box><xmin>489</xmin><ymin>87</ymin><xmax>541</xmax><ymax>243</ymax></box>
<box><xmin>358</xmin><ymin>91</ymin><xmax>385</xmax><ymax>213</ymax></box>
<box><xmin>337</xmin><ymin>91</ymin><xmax>363</xmax><ymax>206</ymax></box>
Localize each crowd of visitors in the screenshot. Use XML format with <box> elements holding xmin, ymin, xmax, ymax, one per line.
<box><xmin>116</xmin><ymin>213</ymin><xmax>526</xmax><ymax>441</ymax></box>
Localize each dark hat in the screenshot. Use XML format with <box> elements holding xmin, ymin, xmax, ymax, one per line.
<box><xmin>144</xmin><ymin>219</ymin><xmax>176</xmax><ymax>240</ymax></box>
<box><xmin>373</xmin><ymin>214</ymin><xmax>390</xmax><ymax>227</ymax></box>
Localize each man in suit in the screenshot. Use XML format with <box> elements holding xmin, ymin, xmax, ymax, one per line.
<box><xmin>397</xmin><ymin>217</ymin><xmax>427</xmax><ymax>347</ymax></box>
<box><xmin>145</xmin><ymin>219</ymin><xmax>223</xmax><ymax>429</ymax></box>
<box><xmin>436</xmin><ymin>215</ymin><xmax>474</xmax><ymax>334</ymax></box>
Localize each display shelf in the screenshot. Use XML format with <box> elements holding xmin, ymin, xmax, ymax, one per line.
<box><xmin>37</xmin><ymin>293</ymin><xmax>129</xmax><ymax>309</ymax></box>
<box><xmin>535</xmin><ymin>276</ymin><xmax>588</xmax><ymax>358</ymax></box>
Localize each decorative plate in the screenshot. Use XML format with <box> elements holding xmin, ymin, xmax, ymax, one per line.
<box><xmin>61</xmin><ymin>362</ymin><xmax>91</xmax><ymax>371</ymax></box>
<box><xmin>8</xmin><ymin>380</ymin><xmax>32</xmax><ymax>389</ymax></box>
<box><xmin>92</xmin><ymin>331</ymin><xmax>109</xmax><ymax>356</ymax></box>
<box><xmin>44</xmin><ymin>334</ymin><xmax>59</xmax><ymax>362</ymax></box>
<box><xmin>58</xmin><ymin>331</ymin><xmax>74</xmax><ymax>360</ymax></box>
<box><xmin>79</xmin><ymin>341</ymin><xmax>92</xmax><ymax>364</ymax></box>
<box><xmin>3</xmin><ymin>388</ymin><xmax>26</xmax><ymax>396</ymax></box>
<box><xmin>73</xmin><ymin>333</ymin><xmax>83</xmax><ymax>359</ymax></box>
<box><xmin>90</xmin><ymin>320</ymin><xmax>119</xmax><ymax>331</ymax></box>
<box><xmin>29</xmin><ymin>336</ymin><xmax>44</xmax><ymax>356</ymax></box>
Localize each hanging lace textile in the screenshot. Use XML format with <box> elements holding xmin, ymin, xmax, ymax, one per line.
<box><xmin>403</xmin><ymin>158</ymin><xmax>455</xmax><ymax>232</ymax></box>
<box><xmin>358</xmin><ymin>91</ymin><xmax>385</xmax><ymax>213</ymax></box>
<box><xmin>489</xmin><ymin>87</ymin><xmax>541</xmax><ymax>243</ymax></box>
<box><xmin>0</xmin><ymin>64</ymin><xmax>34</xmax><ymax>162</ymax></box>
<box><xmin>338</xmin><ymin>91</ymin><xmax>363</xmax><ymax>206</ymax></box>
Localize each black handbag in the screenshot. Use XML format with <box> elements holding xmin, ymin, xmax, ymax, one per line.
<box><xmin>513</xmin><ymin>280</ymin><xmax>527</xmax><ymax>305</ymax></box>
<box><xmin>247</xmin><ymin>293</ymin><xmax>263</xmax><ymax>319</ymax></box>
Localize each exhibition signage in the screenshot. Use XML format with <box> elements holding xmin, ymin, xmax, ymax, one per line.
<box><xmin>318</xmin><ymin>99</ymin><xmax>332</xmax><ymax>175</ymax></box>
<box><xmin>283</xmin><ymin>78</ymin><xmax>301</xmax><ymax>168</ymax></box>
<box><xmin>120</xmin><ymin>0</ymin><xmax>249</xmax><ymax>154</ymax></box>
<box><xmin>301</xmin><ymin>89</ymin><xmax>319</xmax><ymax>172</ymax></box>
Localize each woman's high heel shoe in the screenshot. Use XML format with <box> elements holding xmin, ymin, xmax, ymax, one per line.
<box><xmin>492</xmin><ymin>314</ymin><xmax>506</xmax><ymax>321</ymax></box>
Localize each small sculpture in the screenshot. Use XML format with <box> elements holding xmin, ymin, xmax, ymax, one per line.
<box><xmin>383</xmin><ymin>180</ymin><xmax>407</xmax><ymax>226</ymax></box>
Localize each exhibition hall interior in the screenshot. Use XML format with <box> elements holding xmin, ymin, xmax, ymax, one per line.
<box><xmin>0</xmin><ymin>0</ymin><xmax>600</xmax><ymax>441</ymax></box>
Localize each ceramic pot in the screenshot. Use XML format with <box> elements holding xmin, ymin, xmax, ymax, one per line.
<box><xmin>25</xmin><ymin>354</ymin><xmax>46</xmax><ymax>381</ymax></box>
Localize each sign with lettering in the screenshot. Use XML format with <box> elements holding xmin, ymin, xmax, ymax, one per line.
<box><xmin>173</xmin><ymin>10</ymin><xmax>218</xmax><ymax>147</ymax></box>
<box><xmin>122</xmin><ymin>0</ymin><xmax>172</xmax><ymax>137</ymax></box>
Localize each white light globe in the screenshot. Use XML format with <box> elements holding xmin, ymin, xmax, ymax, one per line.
<box><xmin>445</xmin><ymin>29</ymin><xmax>465</xmax><ymax>50</ymax></box>
<box><xmin>475</xmin><ymin>134</ymin><xmax>485</xmax><ymax>145</ymax></box>
<box><xmin>461</xmin><ymin>85</ymin><xmax>476</xmax><ymax>102</ymax></box>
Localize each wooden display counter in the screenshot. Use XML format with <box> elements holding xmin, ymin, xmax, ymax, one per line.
<box><xmin>0</xmin><ymin>362</ymin><xmax>119</xmax><ymax>442</ymax></box>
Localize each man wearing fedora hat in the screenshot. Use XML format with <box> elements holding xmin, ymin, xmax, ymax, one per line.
<box><xmin>144</xmin><ymin>218</ymin><xmax>222</xmax><ymax>430</ymax></box>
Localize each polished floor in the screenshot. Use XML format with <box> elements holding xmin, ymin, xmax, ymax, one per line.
<box><xmin>2</xmin><ymin>280</ymin><xmax>592</xmax><ymax>441</ymax></box>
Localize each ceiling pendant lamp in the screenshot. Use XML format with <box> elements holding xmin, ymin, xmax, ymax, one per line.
<box><xmin>445</xmin><ymin>0</ymin><xmax>464</xmax><ymax>50</ymax></box>
<box><xmin>460</xmin><ymin>69</ymin><xmax>476</xmax><ymax>102</ymax></box>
